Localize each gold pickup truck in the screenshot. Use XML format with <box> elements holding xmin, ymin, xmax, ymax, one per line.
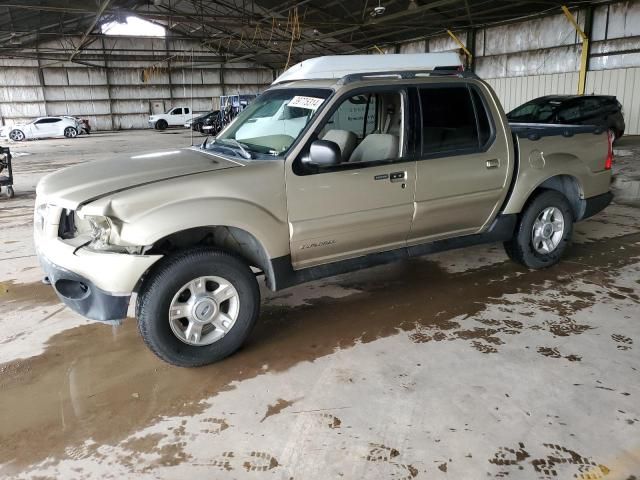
<box><xmin>34</xmin><ymin>62</ymin><xmax>613</xmax><ymax>367</ymax></box>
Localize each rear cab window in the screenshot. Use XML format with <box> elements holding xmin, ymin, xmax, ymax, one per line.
<box><xmin>418</xmin><ymin>84</ymin><xmax>495</xmax><ymax>157</ymax></box>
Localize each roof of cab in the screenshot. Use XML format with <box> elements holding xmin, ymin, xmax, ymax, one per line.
<box><xmin>273</xmin><ymin>52</ymin><xmax>464</xmax><ymax>84</ymax></box>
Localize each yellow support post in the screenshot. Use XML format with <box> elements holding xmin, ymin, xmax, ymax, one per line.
<box><xmin>446</xmin><ymin>29</ymin><xmax>472</xmax><ymax>65</ymax></box>
<box><xmin>562</xmin><ymin>5</ymin><xmax>589</xmax><ymax>95</ymax></box>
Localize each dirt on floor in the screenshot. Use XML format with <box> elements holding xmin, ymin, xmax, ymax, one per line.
<box><xmin>0</xmin><ymin>131</ymin><xmax>639</xmax><ymax>479</ymax></box>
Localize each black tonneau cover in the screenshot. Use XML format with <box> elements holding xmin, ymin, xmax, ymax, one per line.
<box><xmin>510</xmin><ymin>122</ymin><xmax>605</xmax><ymax>140</ymax></box>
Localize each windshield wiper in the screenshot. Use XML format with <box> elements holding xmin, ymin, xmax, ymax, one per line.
<box><xmin>217</xmin><ymin>138</ymin><xmax>253</xmax><ymax>159</ymax></box>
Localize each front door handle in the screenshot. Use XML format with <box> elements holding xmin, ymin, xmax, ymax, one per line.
<box><xmin>390</xmin><ymin>171</ymin><xmax>407</xmax><ymax>183</ymax></box>
<box><xmin>486</xmin><ymin>159</ymin><xmax>500</xmax><ymax>169</ymax></box>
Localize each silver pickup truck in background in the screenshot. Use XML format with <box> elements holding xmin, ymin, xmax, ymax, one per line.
<box><xmin>148</xmin><ymin>105</ymin><xmax>202</xmax><ymax>130</ymax></box>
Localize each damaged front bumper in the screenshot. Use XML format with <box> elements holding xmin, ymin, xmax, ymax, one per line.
<box><xmin>34</xmin><ymin>203</ymin><xmax>162</xmax><ymax>324</ymax></box>
<box><xmin>40</xmin><ymin>256</ymin><xmax>130</xmax><ymax>324</ymax></box>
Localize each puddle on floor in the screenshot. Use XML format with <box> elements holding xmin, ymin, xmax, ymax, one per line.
<box><xmin>0</xmin><ymin>279</ymin><xmax>58</xmax><ymax>306</ymax></box>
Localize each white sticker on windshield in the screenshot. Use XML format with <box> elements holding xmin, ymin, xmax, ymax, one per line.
<box><xmin>288</xmin><ymin>95</ymin><xmax>325</xmax><ymax>110</ymax></box>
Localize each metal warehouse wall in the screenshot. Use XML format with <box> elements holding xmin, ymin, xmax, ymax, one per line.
<box><xmin>0</xmin><ymin>37</ymin><xmax>273</xmax><ymax>131</ymax></box>
<box><xmin>477</xmin><ymin>0</ymin><xmax>640</xmax><ymax>135</ymax></box>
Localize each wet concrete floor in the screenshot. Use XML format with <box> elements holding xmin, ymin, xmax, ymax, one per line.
<box><xmin>1</xmin><ymin>131</ymin><xmax>639</xmax><ymax>479</ymax></box>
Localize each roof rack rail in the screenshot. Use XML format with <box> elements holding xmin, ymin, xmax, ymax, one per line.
<box><xmin>337</xmin><ymin>68</ymin><xmax>479</xmax><ymax>85</ymax></box>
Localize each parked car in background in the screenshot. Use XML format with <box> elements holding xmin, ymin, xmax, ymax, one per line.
<box><xmin>186</xmin><ymin>110</ymin><xmax>221</xmax><ymax>134</ymax></box>
<box><xmin>507</xmin><ymin>95</ymin><xmax>625</xmax><ymax>140</ymax></box>
<box><xmin>149</xmin><ymin>106</ymin><xmax>201</xmax><ymax>130</ymax></box>
<box><xmin>2</xmin><ymin>116</ymin><xmax>79</xmax><ymax>141</ymax></box>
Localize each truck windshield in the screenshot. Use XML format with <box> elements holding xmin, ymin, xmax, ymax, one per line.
<box><xmin>212</xmin><ymin>88</ymin><xmax>332</xmax><ymax>159</ymax></box>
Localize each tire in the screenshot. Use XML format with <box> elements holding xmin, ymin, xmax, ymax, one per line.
<box><xmin>137</xmin><ymin>248</ymin><xmax>260</xmax><ymax>367</ymax></box>
<box><xmin>504</xmin><ymin>190</ymin><xmax>574</xmax><ymax>269</ymax></box>
<box><xmin>64</xmin><ymin>126</ymin><xmax>77</xmax><ymax>138</ymax></box>
<box><xmin>6</xmin><ymin>186</ymin><xmax>14</xmax><ymax>199</ymax></box>
<box><xmin>9</xmin><ymin>129</ymin><xmax>25</xmax><ymax>142</ymax></box>
<box><xmin>156</xmin><ymin>119</ymin><xmax>168</xmax><ymax>131</ymax></box>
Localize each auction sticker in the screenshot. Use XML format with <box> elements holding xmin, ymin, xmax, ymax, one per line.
<box><xmin>288</xmin><ymin>96</ymin><xmax>325</xmax><ymax>110</ymax></box>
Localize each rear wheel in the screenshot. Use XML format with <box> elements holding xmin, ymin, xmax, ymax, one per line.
<box><xmin>156</xmin><ymin>119</ymin><xmax>168</xmax><ymax>131</ymax></box>
<box><xmin>504</xmin><ymin>190</ymin><xmax>574</xmax><ymax>269</ymax></box>
<box><xmin>64</xmin><ymin>126</ymin><xmax>77</xmax><ymax>138</ymax></box>
<box><xmin>137</xmin><ymin>248</ymin><xmax>260</xmax><ymax>367</ymax></box>
<box><xmin>9</xmin><ymin>129</ymin><xmax>25</xmax><ymax>141</ymax></box>
<box><xmin>6</xmin><ymin>186</ymin><xmax>14</xmax><ymax>198</ymax></box>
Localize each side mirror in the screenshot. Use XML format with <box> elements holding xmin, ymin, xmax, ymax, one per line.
<box><xmin>303</xmin><ymin>140</ymin><xmax>342</xmax><ymax>168</ymax></box>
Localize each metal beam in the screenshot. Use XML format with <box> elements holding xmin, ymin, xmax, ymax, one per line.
<box><xmin>230</xmin><ymin>0</ymin><xmax>461</xmax><ymax>63</ymax></box>
<box><xmin>343</xmin><ymin>0</ymin><xmax>536</xmax><ymax>53</ymax></box>
<box><xmin>69</xmin><ymin>0</ymin><xmax>112</xmax><ymax>62</ymax></box>
<box><xmin>562</xmin><ymin>5</ymin><xmax>589</xmax><ymax>95</ymax></box>
<box><xmin>447</xmin><ymin>29</ymin><xmax>472</xmax><ymax>64</ymax></box>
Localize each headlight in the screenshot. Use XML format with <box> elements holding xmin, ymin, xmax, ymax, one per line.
<box><xmin>85</xmin><ymin>215</ymin><xmax>112</xmax><ymax>249</ymax></box>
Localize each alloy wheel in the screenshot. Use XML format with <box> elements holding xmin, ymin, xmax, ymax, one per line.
<box><xmin>168</xmin><ymin>275</ymin><xmax>240</xmax><ymax>346</ymax></box>
<box><xmin>531</xmin><ymin>206</ymin><xmax>565</xmax><ymax>254</ymax></box>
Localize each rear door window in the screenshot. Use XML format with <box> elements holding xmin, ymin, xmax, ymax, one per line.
<box><xmin>419</xmin><ymin>86</ymin><xmax>478</xmax><ymax>155</ymax></box>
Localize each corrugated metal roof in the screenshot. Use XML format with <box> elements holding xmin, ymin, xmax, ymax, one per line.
<box><xmin>0</xmin><ymin>0</ymin><xmax>599</xmax><ymax>68</ymax></box>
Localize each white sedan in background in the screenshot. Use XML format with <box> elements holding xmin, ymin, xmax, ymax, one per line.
<box><xmin>1</xmin><ymin>116</ymin><xmax>79</xmax><ymax>141</ymax></box>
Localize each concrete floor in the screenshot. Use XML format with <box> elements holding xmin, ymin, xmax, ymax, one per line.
<box><xmin>1</xmin><ymin>130</ymin><xmax>639</xmax><ymax>479</ymax></box>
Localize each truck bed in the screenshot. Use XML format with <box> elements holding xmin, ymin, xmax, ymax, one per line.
<box><xmin>500</xmin><ymin>122</ymin><xmax>611</xmax><ymax>218</ymax></box>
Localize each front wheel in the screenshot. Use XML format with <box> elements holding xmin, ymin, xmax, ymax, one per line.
<box><xmin>504</xmin><ymin>190</ymin><xmax>574</xmax><ymax>269</ymax></box>
<box><xmin>9</xmin><ymin>129</ymin><xmax>25</xmax><ymax>141</ymax></box>
<box><xmin>156</xmin><ymin>119</ymin><xmax>168</xmax><ymax>131</ymax></box>
<box><xmin>6</xmin><ymin>186</ymin><xmax>14</xmax><ymax>198</ymax></box>
<box><xmin>64</xmin><ymin>127</ymin><xmax>77</xmax><ymax>138</ymax></box>
<box><xmin>137</xmin><ymin>248</ymin><xmax>260</xmax><ymax>367</ymax></box>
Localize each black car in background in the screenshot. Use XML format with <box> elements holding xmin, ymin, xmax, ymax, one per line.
<box><xmin>190</xmin><ymin>110</ymin><xmax>221</xmax><ymax>134</ymax></box>
<box><xmin>507</xmin><ymin>95</ymin><xmax>625</xmax><ymax>140</ymax></box>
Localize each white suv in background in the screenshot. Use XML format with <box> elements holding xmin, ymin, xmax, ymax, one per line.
<box><xmin>2</xmin><ymin>116</ymin><xmax>79</xmax><ymax>141</ymax></box>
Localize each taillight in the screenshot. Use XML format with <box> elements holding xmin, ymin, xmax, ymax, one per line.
<box><xmin>605</xmin><ymin>130</ymin><xmax>614</xmax><ymax>170</ymax></box>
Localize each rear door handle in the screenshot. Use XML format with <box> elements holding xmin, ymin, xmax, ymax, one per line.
<box><xmin>486</xmin><ymin>159</ymin><xmax>500</xmax><ymax>169</ymax></box>
<box><xmin>390</xmin><ymin>171</ymin><xmax>407</xmax><ymax>183</ymax></box>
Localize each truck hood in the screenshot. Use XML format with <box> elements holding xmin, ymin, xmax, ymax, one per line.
<box><xmin>37</xmin><ymin>147</ymin><xmax>243</xmax><ymax>209</ymax></box>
